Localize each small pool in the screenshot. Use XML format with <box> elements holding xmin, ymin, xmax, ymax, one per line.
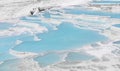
<box><xmin>0</xmin><ymin>53</ymin><xmax>16</xmax><ymax>62</ymax></box>
<box><xmin>0</xmin><ymin>35</ymin><xmax>36</xmax><ymax>61</ymax></box>
<box><xmin>113</xmin><ymin>24</ymin><xmax>120</xmax><ymax>28</ymax></box>
<box><xmin>0</xmin><ymin>35</ymin><xmax>34</xmax><ymax>53</ymax></box>
<box><xmin>64</xmin><ymin>8</ymin><xmax>120</xmax><ymax>19</ymax></box>
<box><xmin>34</xmin><ymin>53</ymin><xmax>61</xmax><ymax>67</ymax></box>
<box><xmin>65</xmin><ymin>52</ymin><xmax>94</xmax><ymax>62</ymax></box>
<box><xmin>0</xmin><ymin>22</ymin><xmax>13</xmax><ymax>30</ymax></box>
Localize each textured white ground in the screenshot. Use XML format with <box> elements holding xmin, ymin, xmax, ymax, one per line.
<box><xmin>6</xmin><ymin>12</ymin><xmax>120</xmax><ymax>71</ymax></box>
<box><xmin>0</xmin><ymin>0</ymin><xmax>91</xmax><ymax>21</ymax></box>
<box><xmin>0</xmin><ymin>0</ymin><xmax>120</xmax><ymax>71</ymax></box>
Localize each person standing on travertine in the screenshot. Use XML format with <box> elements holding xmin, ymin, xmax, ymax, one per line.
<box><xmin>30</xmin><ymin>8</ymin><xmax>36</xmax><ymax>15</ymax></box>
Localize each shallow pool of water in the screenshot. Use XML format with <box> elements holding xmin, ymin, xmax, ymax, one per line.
<box><xmin>13</xmin><ymin>23</ymin><xmax>107</xmax><ymax>53</ymax></box>
<box><xmin>0</xmin><ymin>22</ymin><xmax>13</xmax><ymax>30</ymax></box>
<box><xmin>34</xmin><ymin>53</ymin><xmax>61</xmax><ymax>67</ymax></box>
<box><xmin>113</xmin><ymin>24</ymin><xmax>120</xmax><ymax>28</ymax></box>
<box><xmin>0</xmin><ymin>53</ymin><xmax>16</xmax><ymax>62</ymax></box>
<box><xmin>64</xmin><ymin>8</ymin><xmax>120</xmax><ymax>19</ymax></box>
<box><xmin>65</xmin><ymin>52</ymin><xmax>94</xmax><ymax>62</ymax></box>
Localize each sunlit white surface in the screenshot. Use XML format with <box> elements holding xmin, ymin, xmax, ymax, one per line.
<box><xmin>0</xmin><ymin>0</ymin><xmax>120</xmax><ymax>71</ymax></box>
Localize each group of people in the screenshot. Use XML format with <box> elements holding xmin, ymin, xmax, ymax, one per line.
<box><xmin>30</xmin><ymin>7</ymin><xmax>46</xmax><ymax>15</ymax></box>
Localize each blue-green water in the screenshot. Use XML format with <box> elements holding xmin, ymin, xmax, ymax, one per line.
<box><xmin>0</xmin><ymin>22</ymin><xmax>13</xmax><ymax>30</ymax></box>
<box><xmin>114</xmin><ymin>24</ymin><xmax>120</xmax><ymax>28</ymax></box>
<box><xmin>0</xmin><ymin>35</ymin><xmax>35</xmax><ymax>61</ymax></box>
<box><xmin>65</xmin><ymin>52</ymin><xmax>94</xmax><ymax>62</ymax></box>
<box><xmin>64</xmin><ymin>8</ymin><xmax>120</xmax><ymax>19</ymax></box>
<box><xmin>34</xmin><ymin>53</ymin><xmax>61</xmax><ymax>67</ymax></box>
<box><xmin>0</xmin><ymin>53</ymin><xmax>16</xmax><ymax>61</ymax></box>
<box><xmin>0</xmin><ymin>35</ymin><xmax>34</xmax><ymax>53</ymax></box>
<box><xmin>13</xmin><ymin>23</ymin><xmax>107</xmax><ymax>53</ymax></box>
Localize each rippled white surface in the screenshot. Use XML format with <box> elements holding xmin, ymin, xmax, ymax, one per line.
<box><xmin>0</xmin><ymin>0</ymin><xmax>120</xmax><ymax>71</ymax></box>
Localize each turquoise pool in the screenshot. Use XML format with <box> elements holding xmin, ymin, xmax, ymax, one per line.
<box><xmin>13</xmin><ymin>23</ymin><xmax>107</xmax><ymax>53</ymax></box>
<box><xmin>64</xmin><ymin>8</ymin><xmax>120</xmax><ymax>18</ymax></box>
<box><xmin>113</xmin><ymin>24</ymin><xmax>120</xmax><ymax>28</ymax></box>
<box><xmin>65</xmin><ymin>52</ymin><xmax>94</xmax><ymax>62</ymax></box>
<box><xmin>0</xmin><ymin>22</ymin><xmax>13</xmax><ymax>30</ymax></box>
<box><xmin>34</xmin><ymin>53</ymin><xmax>61</xmax><ymax>67</ymax></box>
